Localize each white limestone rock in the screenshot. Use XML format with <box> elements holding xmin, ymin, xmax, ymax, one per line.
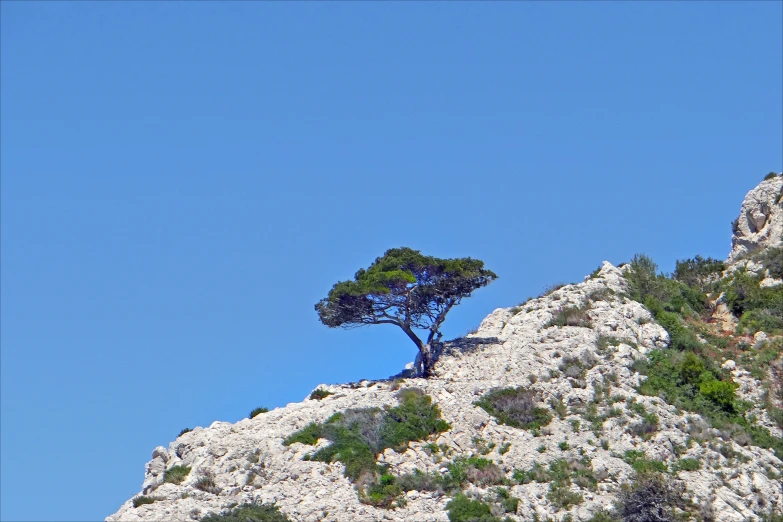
<box><xmin>728</xmin><ymin>174</ymin><xmax>783</xmax><ymax>264</ymax></box>
<box><xmin>106</xmin><ymin>259</ymin><xmax>783</xmax><ymax>522</ymax></box>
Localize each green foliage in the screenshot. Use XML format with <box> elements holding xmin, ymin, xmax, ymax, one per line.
<box><xmin>622</xmin><ymin>451</ymin><xmax>667</xmax><ymax>473</ymax></box>
<box><xmin>362</xmin><ymin>474</ymin><xmax>403</xmax><ymax>508</ymax></box>
<box><xmin>381</xmin><ymin>388</ymin><xmax>451</xmax><ymax>450</ymax></box>
<box><xmin>673</xmin><ymin>255</ymin><xmax>725</xmax><ymax>292</ymax></box>
<box><xmin>759</xmin><ymin>246</ymin><xmax>783</xmax><ymax>279</ymax></box>
<box><xmin>315</xmin><ymin>247</ymin><xmax>497</xmax><ymax>376</ymax></box>
<box><xmin>445</xmin><ymin>494</ymin><xmax>502</xmax><ymax>522</ymax></box>
<box><xmin>720</xmin><ymin>270</ymin><xmax>783</xmax><ymax>334</ymax></box>
<box><xmin>309</xmin><ymin>389</ymin><xmax>334</xmax><ymax>401</ymax></box>
<box><xmin>200</xmin><ymin>503</ymin><xmax>292</xmax><ymax>522</ymax></box>
<box><xmin>195</xmin><ymin>472</ymin><xmax>220</xmax><ymax>494</ymax></box>
<box><xmin>281</xmin><ymin>389</ymin><xmax>449</xmax><ymax>509</ymax></box>
<box><xmin>163</xmin><ymin>465</ymin><xmax>191</xmax><ymax>485</ymax></box>
<box><xmin>475</xmin><ymin>387</ymin><xmax>552</xmax><ymax>430</ymax></box>
<box><xmin>515</xmin><ymin>458</ymin><xmax>595</xmax><ymax>509</ymax></box>
<box><xmin>625</xmin><ymin>254</ymin><xmax>707</xmax><ymax>344</ymax></box>
<box><xmin>444</xmin><ymin>456</ymin><xmax>506</xmax><ymax>488</ymax></box>
<box><xmin>493</xmin><ymin>487</ymin><xmax>520</xmax><ymax>513</ymax></box>
<box><xmin>674</xmin><ymin>458</ymin><xmax>701</xmax><ymax>471</ymax></box>
<box><xmin>283</xmin><ymin>422</ymin><xmax>322</xmax><ymax>446</ymax></box>
<box><xmin>249</xmin><ymin>407</ymin><xmax>269</xmax><ymax>419</ymax></box>
<box><xmin>699</xmin><ymin>379</ymin><xmax>738</xmax><ymax>412</ymax></box>
<box><xmin>764</xmin><ymin>172</ymin><xmax>780</xmax><ymax>180</ymax></box>
<box><xmin>132</xmin><ymin>496</ymin><xmax>158</xmax><ymax>507</ymax></box>
<box><xmin>546</xmin><ymin>304</ymin><xmax>593</xmax><ymax>328</ymax></box>
<box><xmin>178</xmin><ymin>428</ymin><xmax>192</xmax><ymax>437</ymax></box>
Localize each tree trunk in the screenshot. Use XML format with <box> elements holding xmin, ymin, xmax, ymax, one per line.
<box><xmin>419</xmin><ymin>343</ymin><xmax>433</xmax><ymax>378</ymax></box>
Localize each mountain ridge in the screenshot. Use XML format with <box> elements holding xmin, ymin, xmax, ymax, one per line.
<box><xmin>107</xmin><ymin>174</ymin><xmax>783</xmax><ymax>522</ymax></box>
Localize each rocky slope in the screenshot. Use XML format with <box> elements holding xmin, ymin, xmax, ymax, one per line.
<box><xmin>108</xmin><ymin>175</ymin><xmax>783</xmax><ymax>522</ymax></box>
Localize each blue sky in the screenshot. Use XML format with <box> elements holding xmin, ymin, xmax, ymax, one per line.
<box><xmin>1</xmin><ymin>2</ymin><xmax>781</xmax><ymax>520</ymax></box>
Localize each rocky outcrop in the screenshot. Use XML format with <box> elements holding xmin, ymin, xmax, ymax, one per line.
<box><xmin>106</xmin><ymin>261</ymin><xmax>782</xmax><ymax>522</ymax></box>
<box><xmin>728</xmin><ymin>174</ymin><xmax>783</xmax><ymax>264</ymax></box>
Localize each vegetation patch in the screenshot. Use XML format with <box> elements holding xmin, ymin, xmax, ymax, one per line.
<box><xmin>309</xmin><ymin>389</ymin><xmax>334</xmax><ymax>400</ymax></box>
<box><xmin>132</xmin><ymin>496</ymin><xmax>159</xmax><ymax>508</ymax></box>
<box><xmin>546</xmin><ymin>304</ymin><xmax>593</xmax><ymax>328</ymax></box>
<box><xmin>445</xmin><ymin>494</ymin><xmax>512</xmax><ymax>522</ymax></box>
<box><xmin>200</xmin><ymin>503</ymin><xmax>292</xmax><ymax>522</ymax></box>
<box><xmin>475</xmin><ymin>387</ymin><xmax>552</xmax><ymax>430</ymax></box>
<box><xmin>622</xmin><ymin>450</ymin><xmax>667</xmax><ymax>474</ymax></box>
<box><xmin>282</xmin><ymin>388</ymin><xmax>449</xmax><ymax>507</ymax></box>
<box><xmin>514</xmin><ymin>457</ymin><xmax>596</xmax><ymax>509</ymax></box>
<box><xmin>249</xmin><ymin>407</ymin><xmax>269</xmax><ymax>419</ymax></box>
<box><xmin>624</xmin><ymin>254</ymin><xmax>783</xmax><ymax>458</ymax></box>
<box><xmin>163</xmin><ymin>465</ymin><xmax>191</xmax><ymax>485</ymax></box>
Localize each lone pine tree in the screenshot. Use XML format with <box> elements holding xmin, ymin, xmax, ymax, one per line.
<box><xmin>315</xmin><ymin>247</ymin><xmax>497</xmax><ymax>377</ymax></box>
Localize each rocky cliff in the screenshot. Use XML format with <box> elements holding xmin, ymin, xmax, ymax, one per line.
<box><xmin>107</xmin><ymin>175</ymin><xmax>783</xmax><ymax>522</ymax></box>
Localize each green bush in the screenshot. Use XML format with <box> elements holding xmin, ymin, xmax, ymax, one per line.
<box><xmin>163</xmin><ymin>465</ymin><xmax>191</xmax><ymax>485</ymax></box>
<box><xmin>445</xmin><ymin>494</ymin><xmax>503</xmax><ymax>522</ymax></box>
<box><xmin>178</xmin><ymin>428</ymin><xmax>192</xmax><ymax>437</ymax></box>
<box><xmin>200</xmin><ymin>503</ymin><xmax>292</xmax><ymax>522</ymax></box>
<box><xmin>444</xmin><ymin>456</ymin><xmax>506</xmax><ymax>489</ymax></box>
<box><xmin>699</xmin><ymin>379</ymin><xmax>738</xmax><ymax>412</ymax></box>
<box><xmin>675</xmin><ymin>458</ymin><xmax>701</xmax><ymax>471</ymax></box>
<box><xmin>622</xmin><ymin>451</ymin><xmax>667</xmax><ymax>473</ymax></box>
<box><xmin>283</xmin><ymin>422</ymin><xmax>322</xmax><ymax>446</ymax></box>
<box><xmin>759</xmin><ymin>247</ymin><xmax>783</xmax><ymax>279</ymax></box>
<box><xmin>546</xmin><ymin>304</ymin><xmax>593</xmax><ymax>328</ymax></box>
<box><xmin>132</xmin><ymin>496</ymin><xmax>158</xmax><ymax>507</ymax></box>
<box><xmin>673</xmin><ymin>255</ymin><xmax>725</xmax><ymax>292</ymax></box>
<box><xmin>309</xmin><ymin>389</ymin><xmax>334</xmax><ymax>400</ymax></box>
<box><xmin>362</xmin><ymin>474</ymin><xmax>403</xmax><ymax>508</ymax></box>
<box><xmin>281</xmin><ymin>389</ymin><xmax>450</xmax><ymax>507</ymax></box>
<box><xmin>249</xmin><ymin>407</ymin><xmax>269</xmax><ymax>419</ymax></box>
<box><xmin>764</xmin><ymin>172</ymin><xmax>780</xmax><ymax>180</ymax></box>
<box><xmin>475</xmin><ymin>387</ymin><xmax>552</xmax><ymax>430</ymax></box>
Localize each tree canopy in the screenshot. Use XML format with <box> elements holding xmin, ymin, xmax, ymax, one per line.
<box><xmin>315</xmin><ymin>247</ymin><xmax>497</xmax><ymax>377</ymax></box>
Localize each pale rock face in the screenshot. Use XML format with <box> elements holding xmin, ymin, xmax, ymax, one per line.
<box><xmin>728</xmin><ymin>175</ymin><xmax>783</xmax><ymax>264</ymax></box>
<box><xmin>106</xmin><ymin>261</ymin><xmax>782</xmax><ymax>522</ymax></box>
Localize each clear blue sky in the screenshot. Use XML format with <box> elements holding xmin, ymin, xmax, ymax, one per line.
<box><xmin>1</xmin><ymin>2</ymin><xmax>780</xmax><ymax>520</ymax></box>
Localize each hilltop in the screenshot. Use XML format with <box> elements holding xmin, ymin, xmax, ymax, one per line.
<box><xmin>107</xmin><ymin>174</ymin><xmax>783</xmax><ymax>522</ymax></box>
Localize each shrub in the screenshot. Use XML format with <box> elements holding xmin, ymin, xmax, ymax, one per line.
<box><xmin>493</xmin><ymin>487</ymin><xmax>520</xmax><ymax>513</ymax></box>
<box><xmin>283</xmin><ymin>422</ymin><xmax>322</xmax><ymax>446</ymax></box>
<box><xmin>309</xmin><ymin>389</ymin><xmax>334</xmax><ymax>401</ymax></box>
<box><xmin>132</xmin><ymin>496</ymin><xmax>158</xmax><ymax>507</ymax></box>
<box><xmin>759</xmin><ymin>247</ymin><xmax>783</xmax><ymax>279</ymax></box>
<box><xmin>200</xmin><ymin>503</ymin><xmax>292</xmax><ymax>522</ymax></box>
<box><xmin>163</xmin><ymin>465</ymin><xmax>191</xmax><ymax>485</ymax></box>
<box><xmin>622</xmin><ymin>451</ymin><xmax>667</xmax><ymax>474</ymax></box>
<box><xmin>475</xmin><ymin>387</ymin><xmax>552</xmax><ymax>430</ymax></box>
<box><xmin>673</xmin><ymin>255</ymin><xmax>725</xmax><ymax>293</ymax></box>
<box><xmin>616</xmin><ymin>473</ymin><xmax>684</xmax><ymax>522</ymax></box>
<box><xmin>443</xmin><ymin>456</ymin><xmax>506</xmax><ymax>488</ymax></box>
<box><xmin>539</xmin><ymin>283</ymin><xmax>567</xmax><ymax>298</ymax></box>
<box><xmin>249</xmin><ymin>407</ymin><xmax>269</xmax><ymax>419</ymax></box>
<box><xmin>547</xmin><ymin>304</ymin><xmax>593</xmax><ymax>328</ymax></box>
<box><xmin>765</xmin><ymin>172</ymin><xmax>780</xmax><ymax>180</ymax></box>
<box><xmin>178</xmin><ymin>428</ymin><xmax>192</xmax><ymax>437</ymax></box>
<box><xmin>361</xmin><ymin>474</ymin><xmax>403</xmax><ymax>508</ymax></box>
<box><xmin>396</xmin><ymin>469</ymin><xmax>442</xmax><ymax>492</ymax></box>
<box><xmin>195</xmin><ymin>471</ymin><xmax>220</xmax><ymax>494</ymax></box>
<box><xmin>281</xmin><ymin>389</ymin><xmax>450</xmax><ymax>507</ymax></box>
<box><xmin>675</xmin><ymin>458</ymin><xmax>701</xmax><ymax>471</ymax></box>
<box><xmin>699</xmin><ymin>379</ymin><xmax>738</xmax><ymax>412</ymax></box>
<box><xmin>445</xmin><ymin>494</ymin><xmax>502</xmax><ymax>522</ymax></box>
<box><xmin>516</xmin><ymin>457</ymin><xmax>595</xmax><ymax>509</ymax></box>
